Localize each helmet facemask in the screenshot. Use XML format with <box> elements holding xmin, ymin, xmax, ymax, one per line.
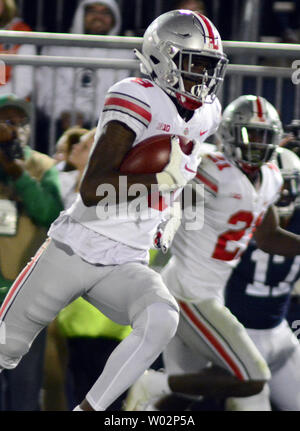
<box><xmin>171</xmin><ymin>51</ymin><xmax>227</xmax><ymax>109</ymax></box>
<box><xmin>230</xmin><ymin>125</ymin><xmax>279</xmax><ymax>170</ymax></box>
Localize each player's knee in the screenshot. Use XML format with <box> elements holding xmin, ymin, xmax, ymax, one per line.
<box><xmin>0</xmin><ymin>338</ymin><xmax>28</xmax><ymax>370</ymax></box>
<box><xmin>150</xmin><ymin>303</ymin><xmax>179</xmax><ymax>344</ymax></box>
<box><xmin>135</xmin><ymin>303</ymin><xmax>179</xmax><ymax>351</ymax></box>
<box><xmin>0</xmin><ymin>351</ymin><xmax>22</xmax><ymax>370</ymax></box>
<box><xmin>200</xmin><ymin>299</ymin><xmax>271</xmax><ymax>382</ymax></box>
<box><xmin>242</xmin><ymin>349</ymin><xmax>271</xmax><ymax>381</ymax></box>
<box><xmin>159</xmin><ymin>305</ymin><xmax>179</xmax><ymax>341</ymax></box>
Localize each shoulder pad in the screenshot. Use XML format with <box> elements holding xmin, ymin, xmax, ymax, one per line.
<box><xmin>104</xmin><ymin>78</ymin><xmax>153</xmax><ymax>128</ymax></box>
<box><xmin>108</xmin><ymin>77</ymin><xmax>154</xmax><ymax>101</ymax></box>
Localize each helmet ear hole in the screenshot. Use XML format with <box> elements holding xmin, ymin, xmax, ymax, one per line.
<box><xmin>150</xmin><ymin>55</ymin><xmax>160</xmax><ymax>65</ymax></box>
<box><xmin>172</xmin><ymin>52</ymin><xmax>180</xmax><ymax>66</ymax></box>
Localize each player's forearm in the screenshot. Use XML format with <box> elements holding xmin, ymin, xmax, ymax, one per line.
<box><xmin>255</xmin><ymin>227</ymin><xmax>300</xmax><ymax>257</ymax></box>
<box><xmin>80</xmin><ymin>171</ymin><xmax>158</xmax><ymax>206</ymax></box>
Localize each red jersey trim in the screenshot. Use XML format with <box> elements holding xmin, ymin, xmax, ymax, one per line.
<box><xmin>196</xmin><ymin>171</ymin><xmax>218</xmax><ymax>193</ymax></box>
<box><xmin>104</xmin><ymin>96</ymin><xmax>152</xmax><ymax>123</ymax></box>
<box><xmin>0</xmin><ymin>239</ymin><xmax>50</xmax><ymax>320</ymax></box>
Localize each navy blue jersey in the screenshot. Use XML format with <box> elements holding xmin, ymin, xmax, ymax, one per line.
<box><xmin>225</xmin><ymin>207</ymin><xmax>300</xmax><ymax>329</ymax></box>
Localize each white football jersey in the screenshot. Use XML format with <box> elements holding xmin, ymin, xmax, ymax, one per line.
<box><xmin>64</xmin><ymin>77</ymin><xmax>221</xmax><ymax>250</ymax></box>
<box><xmin>171</xmin><ymin>152</ymin><xmax>283</xmax><ymax>301</ymax></box>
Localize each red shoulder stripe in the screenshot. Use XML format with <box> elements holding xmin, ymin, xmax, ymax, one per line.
<box><xmin>104</xmin><ymin>96</ymin><xmax>151</xmax><ymax>123</ymax></box>
<box><xmin>196</xmin><ymin>172</ymin><xmax>218</xmax><ymax>193</ymax></box>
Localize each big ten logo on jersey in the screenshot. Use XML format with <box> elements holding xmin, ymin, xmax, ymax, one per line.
<box><xmin>131</xmin><ymin>78</ymin><xmax>154</xmax><ymax>88</ymax></box>
<box><xmin>267</xmin><ymin>162</ymin><xmax>280</xmax><ymax>172</ymax></box>
<box><xmin>157</xmin><ymin>122</ymin><xmax>171</xmax><ymax>132</ymax></box>
<box><xmin>207</xmin><ymin>154</ymin><xmax>231</xmax><ymax>171</ymax></box>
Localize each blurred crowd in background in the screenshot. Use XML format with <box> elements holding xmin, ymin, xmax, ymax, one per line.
<box><xmin>14</xmin><ymin>0</ymin><xmax>300</xmax><ymax>43</ymax></box>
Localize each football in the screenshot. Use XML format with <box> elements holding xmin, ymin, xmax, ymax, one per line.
<box><xmin>119</xmin><ymin>134</ymin><xmax>193</xmax><ymax>174</ymax></box>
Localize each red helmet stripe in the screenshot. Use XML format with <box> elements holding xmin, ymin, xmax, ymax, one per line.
<box><xmin>195</xmin><ymin>13</ymin><xmax>219</xmax><ymax>50</ymax></box>
<box><xmin>256</xmin><ymin>97</ymin><xmax>265</xmax><ymax>122</ymax></box>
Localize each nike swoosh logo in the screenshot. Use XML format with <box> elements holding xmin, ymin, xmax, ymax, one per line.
<box><xmin>185</xmin><ymin>163</ymin><xmax>196</xmax><ymax>173</ymax></box>
<box><xmin>200</xmin><ymin>130</ymin><xmax>208</xmax><ymax>136</ymax></box>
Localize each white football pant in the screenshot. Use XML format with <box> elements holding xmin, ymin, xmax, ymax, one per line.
<box><xmin>161</xmin><ymin>264</ymin><xmax>271</xmax><ymax>382</ymax></box>
<box><xmin>228</xmin><ymin>320</ymin><xmax>300</xmax><ymax>411</ymax></box>
<box><xmin>0</xmin><ymin>238</ymin><xmax>179</xmax><ymax>410</ymax></box>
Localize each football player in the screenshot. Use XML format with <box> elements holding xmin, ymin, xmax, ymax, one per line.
<box><xmin>124</xmin><ymin>95</ymin><xmax>300</xmax><ymax>411</ymax></box>
<box><xmin>224</xmin><ymin>147</ymin><xmax>300</xmax><ymax>411</ymax></box>
<box><xmin>0</xmin><ymin>10</ymin><xmax>228</xmax><ymax>411</ymax></box>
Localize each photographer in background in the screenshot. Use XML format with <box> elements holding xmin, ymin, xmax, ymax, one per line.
<box><xmin>0</xmin><ymin>94</ymin><xmax>63</xmax><ymax>410</ymax></box>
<box><xmin>36</xmin><ymin>0</ymin><xmax>134</xmax><ymax>153</ymax></box>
